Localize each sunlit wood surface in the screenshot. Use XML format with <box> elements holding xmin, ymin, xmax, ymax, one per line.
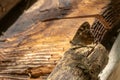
<box><xmin>0</xmin><ymin>0</ymin><xmax>109</xmax><ymax>79</ymax></box>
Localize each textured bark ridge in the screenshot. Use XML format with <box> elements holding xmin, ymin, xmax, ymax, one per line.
<box><xmin>47</xmin><ymin>43</ymin><xmax>108</xmax><ymax>80</ymax></box>
<box><xmin>47</xmin><ymin>22</ymin><xmax>108</xmax><ymax>80</ymax></box>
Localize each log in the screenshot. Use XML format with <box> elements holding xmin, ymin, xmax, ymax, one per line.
<box><xmin>47</xmin><ymin>22</ymin><xmax>108</xmax><ymax>80</ymax></box>
<box><xmin>0</xmin><ymin>0</ymin><xmax>110</xmax><ymax>80</ymax></box>
<box><xmin>48</xmin><ymin>43</ymin><xmax>108</xmax><ymax>80</ymax></box>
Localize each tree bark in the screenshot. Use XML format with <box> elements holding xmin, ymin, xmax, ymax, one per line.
<box><xmin>0</xmin><ymin>0</ymin><xmax>110</xmax><ymax>80</ymax></box>
<box><xmin>47</xmin><ymin>22</ymin><xmax>108</xmax><ymax>80</ymax></box>
<box><xmin>47</xmin><ymin>44</ymin><xmax>108</xmax><ymax>80</ymax></box>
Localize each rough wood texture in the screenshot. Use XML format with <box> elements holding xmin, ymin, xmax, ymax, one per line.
<box><xmin>0</xmin><ymin>0</ymin><xmax>21</xmax><ymax>19</ymax></box>
<box><xmin>47</xmin><ymin>22</ymin><xmax>108</xmax><ymax>80</ymax></box>
<box><xmin>0</xmin><ymin>0</ymin><xmax>110</xmax><ymax>80</ymax></box>
<box><xmin>48</xmin><ymin>44</ymin><xmax>108</xmax><ymax>80</ymax></box>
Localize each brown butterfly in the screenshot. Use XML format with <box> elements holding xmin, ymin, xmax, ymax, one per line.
<box><xmin>70</xmin><ymin>22</ymin><xmax>94</xmax><ymax>46</ymax></box>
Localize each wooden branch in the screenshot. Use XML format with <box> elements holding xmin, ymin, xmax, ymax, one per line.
<box><xmin>47</xmin><ymin>22</ymin><xmax>109</xmax><ymax>80</ymax></box>
<box><xmin>47</xmin><ymin>43</ymin><xmax>108</xmax><ymax>80</ymax></box>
